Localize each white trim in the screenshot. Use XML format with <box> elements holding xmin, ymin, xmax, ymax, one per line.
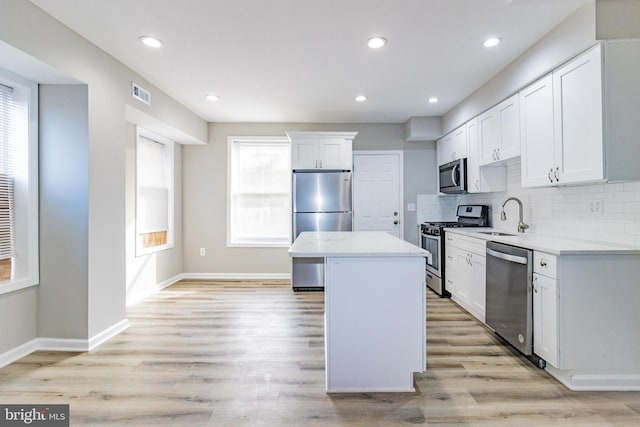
<box><xmin>182</xmin><ymin>272</ymin><xmax>291</xmax><ymax>280</ymax></box>
<box><xmin>0</xmin><ymin>319</ymin><xmax>129</xmax><ymax>368</ymax></box>
<box><xmin>546</xmin><ymin>365</ymin><xmax>640</xmax><ymax>391</ymax></box>
<box><xmin>0</xmin><ymin>338</ymin><xmax>39</xmax><ymax>369</ymax></box>
<box><xmin>352</xmin><ymin>150</ymin><xmax>405</xmax><ymax>240</ymax></box>
<box><xmin>126</xmin><ymin>273</ymin><xmax>183</xmax><ymax>306</ymax></box>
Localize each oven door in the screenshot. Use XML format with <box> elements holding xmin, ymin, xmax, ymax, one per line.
<box><xmin>421</xmin><ymin>233</ymin><xmax>440</xmax><ymax>276</ymax></box>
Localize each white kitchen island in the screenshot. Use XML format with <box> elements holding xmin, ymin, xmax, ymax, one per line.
<box><xmin>289</xmin><ymin>231</ymin><xmax>430</xmax><ymax>393</ymax></box>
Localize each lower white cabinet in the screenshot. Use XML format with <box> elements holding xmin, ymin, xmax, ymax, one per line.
<box><xmin>445</xmin><ymin>233</ymin><xmax>486</xmax><ymax>322</ymax></box>
<box><xmin>533</xmin><ymin>272</ymin><xmax>559</xmax><ymax>367</ymax></box>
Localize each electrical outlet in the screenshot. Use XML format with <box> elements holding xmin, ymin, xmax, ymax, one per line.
<box><xmin>588</xmin><ymin>199</ymin><xmax>603</xmax><ymax>215</ymax></box>
<box><xmin>199</xmin><ymin>248</ymin><xmax>206</xmax><ymax>256</ymax></box>
<box><xmin>407</xmin><ymin>203</ymin><xmax>416</xmax><ymax>212</ymax></box>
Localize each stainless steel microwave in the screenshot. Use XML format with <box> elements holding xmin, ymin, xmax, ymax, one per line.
<box><xmin>439</xmin><ymin>158</ymin><xmax>467</xmax><ymax>194</ymax></box>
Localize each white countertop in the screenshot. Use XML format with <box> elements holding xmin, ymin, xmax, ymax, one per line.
<box><xmin>289</xmin><ymin>231</ymin><xmax>430</xmax><ymax>259</ymax></box>
<box><xmin>445</xmin><ymin>227</ymin><xmax>640</xmax><ymax>255</ymax></box>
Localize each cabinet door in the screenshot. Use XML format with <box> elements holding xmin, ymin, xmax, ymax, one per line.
<box><xmin>497</xmin><ymin>94</ymin><xmax>520</xmax><ymax>161</ymax></box>
<box><xmin>470</xmin><ymin>253</ymin><xmax>486</xmax><ymax>322</ymax></box>
<box><xmin>533</xmin><ymin>273</ymin><xmax>559</xmax><ymax>367</ymax></box>
<box><xmin>318</xmin><ymin>138</ymin><xmax>348</xmax><ymax>169</ymax></box>
<box><xmin>444</xmin><ymin>244</ymin><xmax>457</xmax><ymax>295</ymax></box>
<box><xmin>451</xmin><ymin>125</ymin><xmax>467</xmax><ymax>161</ymax></box>
<box><xmin>466</xmin><ymin>119</ymin><xmax>481</xmax><ymax>193</ymax></box>
<box><xmin>553</xmin><ymin>44</ymin><xmax>604</xmax><ymax>184</ymax></box>
<box><xmin>478</xmin><ymin>108</ymin><xmax>499</xmax><ymax>165</ymax></box>
<box><xmin>437</xmin><ymin>134</ymin><xmax>453</xmax><ymax>166</ymax></box>
<box><xmin>292</xmin><ymin>139</ymin><xmax>318</xmax><ymax>169</ymax></box>
<box><xmin>454</xmin><ymin>250</ymin><xmax>472</xmax><ymax>303</ymax></box>
<box><xmin>520</xmin><ymin>75</ymin><xmax>556</xmax><ymax>187</ymax></box>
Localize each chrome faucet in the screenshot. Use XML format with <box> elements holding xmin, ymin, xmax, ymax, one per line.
<box><xmin>501</xmin><ymin>197</ymin><xmax>529</xmax><ymax>233</ymax></box>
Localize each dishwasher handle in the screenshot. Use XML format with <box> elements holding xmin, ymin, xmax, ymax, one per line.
<box><xmin>486</xmin><ymin>247</ymin><xmax>528</xmax><ymax>265</ymax></box>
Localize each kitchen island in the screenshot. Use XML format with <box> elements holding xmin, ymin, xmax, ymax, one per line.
<box><xmin>289</xmin><ymin>231</ymin><xmax>430</xmax><ymax>392</ymax></box>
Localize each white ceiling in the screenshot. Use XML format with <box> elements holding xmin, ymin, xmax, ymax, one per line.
<box><xmin>30</xmin><ymin>0</ymin><xmax>589</xmax><ymax>124</ymax></box>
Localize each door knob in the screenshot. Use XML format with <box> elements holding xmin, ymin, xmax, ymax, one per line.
<box><xmin>393</xmin><ymin>220</ymin><xmax>399</xmax><ymax>225</ymax></box>
<box><xmin>393</xmin><ymin>212</ymin><xmax>398</xmax><ymax>216</ymax></box>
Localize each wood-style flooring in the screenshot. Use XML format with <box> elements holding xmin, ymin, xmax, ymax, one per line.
<box><xmin>1</xmin><ymin>280</ymin><xmax>640</xmax><ymax>426</ymax></box>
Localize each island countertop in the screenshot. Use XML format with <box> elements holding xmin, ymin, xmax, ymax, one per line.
<box><xmin>289</xmin><ymin>231</ymin><xmax>430</xmax><ymax>259</ymax></box>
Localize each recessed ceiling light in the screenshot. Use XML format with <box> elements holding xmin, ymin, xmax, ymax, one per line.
<box><xmin>483</xmin><ymin>37</ymin><xmax>501</xmax><ymax>48</ymax></box>
<box><xmin>367</xmin><ymin>37</ymin><xmax>387</xmax><ymax>49</ymax></box>
<box><xmin>205</xmin><ymin>94</ymin><xmax>219</xmax><ymax>102</ymax></box>
<box><xmin>355</xmin><ymin>95</ymin><xmax>367</xmax><ymax>102</ymax></box>
<box><xmin>428</xmin><ymin>97</ymin><xmax>439</xmax><ymax>104</ymax></box>
<box><xmin>139</xmin><ymin>36</ymin><xmax>164</xmax><ymax>48</ymax></box>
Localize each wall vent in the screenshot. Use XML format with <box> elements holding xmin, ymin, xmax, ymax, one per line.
<box><xmin>132</xmin><ymin>82</ymin><xmax>151</xmax><ymax>105</ymax></box>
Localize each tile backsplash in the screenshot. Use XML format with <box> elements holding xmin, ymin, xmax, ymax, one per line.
<box><xmin>417</xmin><ymin>161</ymin><xmax>640</xmax><ymax>247</ymax></box>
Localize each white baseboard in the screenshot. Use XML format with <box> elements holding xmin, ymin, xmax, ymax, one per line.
<box><xmin>181</xmin><ymin>272</ymin><xmax>291</xmax><ymax>280</ymax></box>
<box><xmin>546</xmin><ymin>365</ymin><xmax>640</xmax><ymax>391</ymax></box>
<box><xmin>0</xmin><ymin>319</ymin><xmax>129</xmax><ymax>368</ymax></box>
<box><xmin>0</xmin><ymin>339</ymin><xmax>39</xmax><ymax>369</ymax></box>
<box><xmin>126</xmin><ymin>273</ymin><xmax>185</xmax><ymax>306</ymax></box>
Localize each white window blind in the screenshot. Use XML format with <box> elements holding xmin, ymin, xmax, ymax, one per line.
<box><xmin>0</xmin><ymin>84</ymin><xmax>15</xmax><ymax>261</ymax></box>
<box><xmin>137</xmin><ymin>136</ymin><xmax>169</xmax><ymax>234</ymax></box>
<box><xmin>229</xmin><ymin>139</ymin><xmax>291</xmax><ymax>245</ymax></box>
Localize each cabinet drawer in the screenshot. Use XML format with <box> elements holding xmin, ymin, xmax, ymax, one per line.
<box><xmin>534</xmin><ymin>251</ymin><xmax>557</xmax><ymax>278</ymax></box>
<box><xmin>446</xmin><ymin>233</ymin><xmax>485</xmax><ymax>255</ymax></box>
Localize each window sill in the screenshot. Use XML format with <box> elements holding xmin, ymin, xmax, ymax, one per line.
<box><xmin>0</xmin><ymin>280</ymin><xmax>39</xmax><ymax>296</ymax></box>
<box><xmin>136</xmin><ymin>242</ymin><xmax>175</xmax><ymax>257</ymax></box>
<box><xmin>227</xmin><ymin>243</ymin><xmax>291</xmax><ymax>248</ymax></box>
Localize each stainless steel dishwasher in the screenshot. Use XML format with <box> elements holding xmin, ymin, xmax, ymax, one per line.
<box><xmin>486</xmin><ymin>241</ymin><xmax>533</xmax><ymax>356</ymax></box>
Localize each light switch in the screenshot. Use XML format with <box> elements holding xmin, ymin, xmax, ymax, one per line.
<box><xmin>407</xmin><ymin>203</ymin><xmax>416</xmax><ymax>212</ymax></box>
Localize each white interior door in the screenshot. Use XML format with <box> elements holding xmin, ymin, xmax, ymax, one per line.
<box><xmin>353</xmin><ymin>152</ymin><xmax>403</xmax><ymax>238</ymax></box>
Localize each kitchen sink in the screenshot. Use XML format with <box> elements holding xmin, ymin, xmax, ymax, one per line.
<box><xmin>477</xmin><ymin>231</ymin><xmax>518</xmax><ymax>236</ymax></box>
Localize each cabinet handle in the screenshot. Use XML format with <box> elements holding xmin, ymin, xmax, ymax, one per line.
<box><xmin>540</xmin><ymin>259</ymin><xmax>547</xmax><ymax>267</ymax></box>
<box><xmin>554</xmin><ymin>166</ymin><xmax>559</xmax><ymax>182</ymax></box>
<box><xmin>548</xmin><ymin>168</ymin><xmax>554</xmax><ymax>183</ymax></box>
<box><xmin>475</xmin><ymin>179</ymin><xmax>479</xmax><ymax>190</ymax></box>
<box><xmin>320</xmin><ymin>160</ymin><xmax>323</xmax><ymax>168</ymax></box>
<box><xmin>315</xmin><ymin>160</ymin><xmax>318</xmax><ymax>168</ymax></box>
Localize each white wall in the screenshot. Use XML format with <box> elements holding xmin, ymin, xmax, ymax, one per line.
<box><xmin>182</xmin><ymin>122</ymin><xmax>433</xmax><ymax>275</ymax></box>
<box><xmin>0</xmin><ymin>0</ymin><xmax>206</xmax><ymax>356</ymax></box>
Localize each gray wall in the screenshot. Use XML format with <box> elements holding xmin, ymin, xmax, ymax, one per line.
<box><xmin>442</xmin><ymin>3</ymin><xmax>596</xmax><ymax>134</ymax></box>
<box><xmin>0</xmin><ymin>0</ymin><xmax>206</xmax><ymax>353</ymax></box>
<box><xmin>596</xmin><ymin>0</ymin><xmax>640</xmax><ymax>40</ymax></box>
<box><xmin>38</xmin><ymin>84</ymin><xmax>89</xmax><ymax>339</ymax></box>
<box><xmin>183</xmin><ymin>122</ymin><xmax>433</xmax><ymax>274</ymax></box>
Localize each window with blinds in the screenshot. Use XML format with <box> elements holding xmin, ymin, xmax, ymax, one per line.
<box><xmin>0</xmin><ymin>84</ymin><xmax>16</xmax><ymax>281</ymax></box>
<box><xmin>136</xmin><ymin>128</ymin><xmax>174</xmax><ymax>255</ymax></box>
<box><xmin>228</xmin><ymin>137</ymin><xmax>291</xmax><ymax>246</ymax></box>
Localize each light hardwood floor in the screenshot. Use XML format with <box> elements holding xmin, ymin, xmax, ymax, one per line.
<box><xmin>1</xmin><ymin>280</ymin><xmax>640</xmax><ymax>426</ymax></box>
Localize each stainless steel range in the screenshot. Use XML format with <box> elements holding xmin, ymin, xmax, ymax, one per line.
<box><xmin>420</xmin><ymin>205</ymin><xmax>489</xmax><ymax>297</ymax></box>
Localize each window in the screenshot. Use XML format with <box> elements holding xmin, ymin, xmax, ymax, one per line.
<box><xmin>136</xmin><ymin>127</ymin><xmax>174</xmax><ymax>256</ymax></box>
<box><xmin>228</xmin><ymin>137</ymin><xmax>290</xmax><ymax>246</ymax></box>
<box><xmin>0</xmin><ymin>69</ymin><xmax>39</xmax><ymax>294</ymax></box>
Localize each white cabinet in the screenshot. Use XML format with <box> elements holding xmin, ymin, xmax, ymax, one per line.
<box><xmin>436</xmin><ymin>125</ymin><xmax>467</xmax><ymax>166</ymax></box>
<box><xmin>478</xmin><ymin>94</ymin><xmax>520</xmax><ymax>166</ymax></box>
<box><xmin>521</xmin><ymin>45</ymin><xmax>604</xmax><ymax>187</ymax></box>
<box><xmin>552</xmin><ymin>44</ymin><xmax>603</xmax><ymax>184</ymax></box>
<box><xmin>288</xmin><ymin>132</ymin><xmax>357</xmax><ymax>170</ymax></box>
<box><xmin>522</xmin><ymin>42</ymin><xmax>640</xmax><ymax>187</ymax></box>
<box><xmin>444</xmin><ymin>232</ymin><xmax>486</xmax><ymax>322</ymax></box>
<box><xmin>532</xmin><ymin>251</ymin><xmax>559</xmax><ymax>367</ymax></box>
<box><xmin>466</xmin><ymin>118</ymin><xmax>506</xmax><ymax>193</ymax></box>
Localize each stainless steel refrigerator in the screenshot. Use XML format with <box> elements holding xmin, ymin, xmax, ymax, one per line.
<box><xmin>292</xmin><ymin>171</ymin><xmax>352</xmax><ymax>291</ymax></box>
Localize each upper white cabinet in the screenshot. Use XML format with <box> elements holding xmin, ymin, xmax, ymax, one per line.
<box><xmin>522</xmin><ymin>41</ymin><xmax>640</xmax><ymax>187</ymax></box>
<box><xmin>466</xmin><ymin>118</ymin><xmax>506</xmax><ymax>193</ymax></box>
<box><xmin>288</xmin><ymin>132</ymin><xmax>357</xmax><ymax>170</ymax></box>
<box><xmin>436</xmin><ymin>125</ymin><xmax>467</xmax><ymax>166</ymax></box>
<box><xmin>478</xmin><ymin>94</ymin><xmax>520</xmax><ymax>166</ymax></box>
